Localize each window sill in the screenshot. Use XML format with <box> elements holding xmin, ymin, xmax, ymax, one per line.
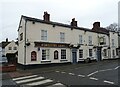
<box><xmin>41</xmin><ymin>60</ymin><xmax>51</xmax><ymax>63</ymax></box>
<box><xmin>60</xmin><ymin>59</ymin><xmax>68</xmax><ymax>61</ymax></box>
<box><xmin>41</xmin><ymin>60</ymin><xmax>51</xmax><ymax>62</ymax></box>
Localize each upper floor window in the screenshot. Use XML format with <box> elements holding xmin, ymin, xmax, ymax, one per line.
<box><xmin>112</xmin><ymin>39</ymin><xmax>114</xmax><ymax>46</ymax></box>
<box><xmin>79</xmin><ymin>35</ymin><xmax>83</xmax><ymax>44</ymax></box>
<box><xmin>61</xmin><ymin>49</ymin><xmax>66</xmax><ymax>59</ymax></box>
<box><xmin>20</xmin><ymin>33</ymin><xmax>23</xmax><ymax>41</ymax></box>
<box><xmin>60</xmin><ymin>32</ymin><xmax>65</xmax><ymax>42</ymax></box>
<box><xmin>88</xmin><ymin>36</ymin><xmax>92</xmax><ymax>45</ymax></box>
<box><xmin>41</xmin><ymin>30</ymin><xmax>47</xmax><ymax>40</ymax></box>
<box><xmin>9</xmin><ymin>47</ymin><xmax>12</xmax><ymax>50</ymax></box>
<box><xmin>14</xmin><ymin>47</ymin><xmax>17</xmax><ymax>50</ymax></box>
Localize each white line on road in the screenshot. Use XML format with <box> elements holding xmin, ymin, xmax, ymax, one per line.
<box><xmin>99</xmin><ymin>69</ymin><xmax>113</xmax><ymax>72</ymax></box>
<box><xmin>89</xmin><ymin>77</ymin><xmax>98</xmax><ymax>81</ymax></box>
<box><xmin>104</xmin><ymin>80</ymin><xmax>114</xmax><ymax>84</ymax></box>
<box><xmin>78</xmin><ymin>75</ymin><xmax>85</xmax><ymax>77</ymax></box>
<box><xmin>87</xmin><ymin>71</ymin><xmax>98</xmax><ymax>77</ymax></box>
<box><xmin>26</xmin><ymin>79</ymin><xmax>53</xmax><ymax>86</ymax></box>
<box><xmin>55</xmin><ymin>71</ymin><xmax>60</xmax><ymax>73</ymax></box>
<box><xmin>61</xmin><ymin>72</ymin><xmax>66</xmax><ymax>74</ymax></box>
<box><xmin>16</xmin><ymin>76</ymin><xmax>44</xmax><ymax>84</ymax></box>
<box><xmin>114</xmin><ymin>66</ymin><xmax>120</xmax><ymax>70</ymax></box>
<box><xmin>13</xmin><ymin>75</ymin><xmax>38</xmax><ymax>81</ymax></box>
<box><xmin>69</xmin><ymin>73</ymin><xmax>75</xmax><ymax>75</ymax></box>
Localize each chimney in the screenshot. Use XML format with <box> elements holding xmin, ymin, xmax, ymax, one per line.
<box><xmin>43</xmin><ymin>12</ymin><xmax>50</xmax><ymax>22</ymax></box>
<box><xmin>71</xmin><ymin>18</ymin><xmax>77</xmax><ymax>27</ymax></box>
<box><xmin>6</xmin><ymin>38</ymin><xmax>8</xmax><ymax>43</ymax></box>
<box><xmin>93</xmin><ymin>22</ymin><xmax>100</xmax><ymax>30</ymax></box>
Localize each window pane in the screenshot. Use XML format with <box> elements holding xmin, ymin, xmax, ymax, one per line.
<box><xmin>61</xmin><ymin>49</ymin><xmax>66</xmax><ymax>59</ymax></box>
<box><xmin>79</xmin><ymin>50</ymin><xmax>83</xmax><ymax>58</ymax></box>
<box><xmin>31</xmin><ymin>51</ymin><xmax>37</xmax><ymax>61</ymax></box>
<box><xmin>89</xmin><ymin>49</ymin><xmax>92</xmax><ymax>57</ymax></box>
<box><xmin>41</xmin><ymin>30</ymin><xmax>47</xmax><ymax>40</ymax></box>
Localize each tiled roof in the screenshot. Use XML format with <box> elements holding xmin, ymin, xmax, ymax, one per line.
<box><xmin>20</xmin><ymin>15</ymin><xmax>109</xmax><ymax>35</ymax></box>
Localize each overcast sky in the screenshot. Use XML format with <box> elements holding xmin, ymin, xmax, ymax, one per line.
<box><xmin>0</xmin><ymin>0</ymin><xmax>120</xmax><ymax>42</ymax></box>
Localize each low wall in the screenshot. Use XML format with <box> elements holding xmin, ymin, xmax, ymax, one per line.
<box><xmin>0</xmin><ymin>64</ymin><xmax>16</xmax><ymax>72</ymax></box>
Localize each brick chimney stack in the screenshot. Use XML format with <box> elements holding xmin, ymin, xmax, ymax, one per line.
<box><xmin>93</xmin><ymin>22</ymin><xmax>100</xmax><ymax>30</ymax></box>
<box><xmin>6</xmin><ymin>38</ymin><xmax>8</xmax><ymax>43</ymax></box>
<box><xmin>43</xmin><ymin>12</ymin><xmax>50</xmax><ymax>22</ymax></box>
<box><xmin>71</xmin><ymin>18</ymin><xmax>77</xmax><ymax>27</ymax></box>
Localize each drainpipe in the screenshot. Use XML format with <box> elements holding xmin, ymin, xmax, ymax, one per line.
<box><xmin>24</xmin><ymin>19</ymin><xmax>27</xmax><ymax>70</ymax></box>
<box><xmin>108</xmin><ymin>34</ymin><xmax>111</xmax><ymax>59</ymax></box>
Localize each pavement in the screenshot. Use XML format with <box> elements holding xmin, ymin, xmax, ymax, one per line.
<box><xmin>1</xmin><ymin>59</ymin><xmax>120</xmax><ymax>87</ymax></box>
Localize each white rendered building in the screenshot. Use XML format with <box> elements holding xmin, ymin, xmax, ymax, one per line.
<box><xmin>18</xmin><ymin>12</ymin><xmax>119</xmax><ymax>68</ymax></box>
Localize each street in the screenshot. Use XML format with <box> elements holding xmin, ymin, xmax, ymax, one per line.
<box><xmin>2</xmin><ymin>59</ymin><xmax>120</xmax><ymax>87</ymax></box>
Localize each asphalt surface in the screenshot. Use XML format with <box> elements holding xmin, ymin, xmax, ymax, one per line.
<box><xmin>1</xmin><ymin>59</ymin><xmax>120</xmax><ymax>87</ymax></box>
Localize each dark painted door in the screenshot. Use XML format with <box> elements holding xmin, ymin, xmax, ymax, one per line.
<box><xmin>97</xmin><ymin>47</ymin><xmax>102</xmax><ymax>61</ymax></box>
<box><xmin>72</xmin><ymin>49</ymin><xmax>77</xmax><ymax>64</ymax></box>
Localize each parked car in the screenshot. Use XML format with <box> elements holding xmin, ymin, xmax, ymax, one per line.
<box><xmin>0</xmin><ymin>56</ymin><xmax>8</xmax><ymax>66</ymax></box>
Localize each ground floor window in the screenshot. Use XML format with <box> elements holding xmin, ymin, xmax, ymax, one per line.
<box><xmin>61</xmin><ymin>49</ymin><xmax>66</xmax><ymax>59</ymax></box>
<box><xmin>89</xmin><ymin>49</ymin><xmax>92</xmax><ymax>57</ymax></box>
<box><xmin>54</xmin><ymin>50</ymin><xmax>58</xmax><ymax>59</ymax></box>
<box><xmin>103</xmin><ymin>49</ymin><xmax>107</xmax><ymax>57</ymax></box>
<box><xmin>31</xmin><ymin>51</ymin><xmax>37</xmax><ymax>61</ymax></box>
<box><xmin>116</xmin><ymin>49</ymin><xmax>118</xmax><ymax>55</ymax></box>
<box><xmin>79</xmin><ymin>49</ymin><xmax>83</xmax><ymax>58</ymax></box>
<box><xmin>42</xmin><ymin>49</ymin><xmax>49</xmax><ymax>60</ymax></box>
<box><xmin>112</xmin><ymin>50</ymin><xmax>115</xmax><ymax>57</ymax></box>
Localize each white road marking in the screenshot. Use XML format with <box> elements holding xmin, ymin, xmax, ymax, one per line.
<box><xmin>13</xmin><ymin>75</ymin><xmax>38</xmax><ymax>81</ymax></box>
<box><xmin>99</xmin><ymin>69</ymin><xmax>113</xmax><ymax>72</ymax></box>
<box><xmin>114</xmin><ymin>66</ymin><xmax>120</xmax><ymax>70</ymax></box>
<box><xmin>87</xmin><ymin>71</ymin><xmax>98</xmax><ymax>77</ymax></box>
<box><xmin>16</xmin><ymin>76</ymin><xmax>44</xmax><ymax>84</ymax></box>
<box><xmin>104</xmin><ymin>80</ymin><xmax>114</xmax><ymax>84</ymax></box>
<box><xmin>55</xmin><ymin>71</ymin><xmax>60</xmax><ymax>73</ymax></box>
<box><xmin>69</xmin><ymin>73</ymin><xmax>75</xmax><ymax>75</ymax></box>
<box><xmin>89</xmin><ymin>77</ymin><xmax>98</xmax><ymax>81</ymax></box>
<box><xmin>78</xmin><ymin>75</ymin><xmax>85</xmax><ymax>77</ymax></box>
<box><xmin>61</xmin><ymin>72</ymin><xmax>66</xmax><ymax>74</ymax></box>
<box><xmin>47</xmin><ymin>83</ymin><xmax>64</xmax><ymax>87</ymax></box>
<box><xmin>53</xmin><ymin>83</ymin><xmax>64</xmax><ymax>85</ymax></box>
<box><xmin>26</xmin><ymin>79</ymin><xmax>53</xmax><ymax>86</ymax></box>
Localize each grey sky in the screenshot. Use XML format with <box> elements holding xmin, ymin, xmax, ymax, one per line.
<box><xmin>1</xmin><ymin>0</ymin><xmax>120</xmax><ymax>41</ymax></box>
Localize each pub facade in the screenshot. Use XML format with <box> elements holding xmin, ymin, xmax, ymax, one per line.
<box><xmin>18</xmin><ymin>12</ymin><xmax>119</xmax><ymax>67</ymax></box>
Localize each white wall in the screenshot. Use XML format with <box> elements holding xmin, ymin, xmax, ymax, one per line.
<box><xmin>5</xmin><ymin>40</ymin><xmax>18</xmax><ymax>55</ymax></box>
<box><xmin>118</xmin><ymin>1</ymin><xmax>120</xmax><ymax>32</ymax></box>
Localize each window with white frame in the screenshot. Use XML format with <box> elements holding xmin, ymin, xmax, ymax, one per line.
<box><xmin>79</xmin><ymin>35</ymin><xmax>83</xmax><ymax>44</ymax></box>
<box><xmin>41</xmin><ymin>30</ymin><xmax>47</xmax><ymax>40</ymax></box>
<box><xmin>112</xmin><ymin>39</ymin><xmax>114</xmax><ymax>46</ymax></box>
<box><xmin>104</xmin><ymin>38</ymin><xmax>106</xmax><ymax>45</ymax></box>
<box><xmin>61</xmin><ymin>49</ymin><xmax>66</xmax><ymax>59</ymax></box>
<box><xmin>42</xmin><ymin>49</ymin><xmax>49</xmax><ymax>60</ymax></box>
<box><xmin>14</xmin><ymin>47</ymin><xmax>17</xmax><ymax>50</ymax></box>
<box><xmin>103</xmin><ymin>49</ymin><xmax>107</xmax><ymax>57</ymax></box>
<box><xmin>88</xmin><ymin>36</ymin><xmax>92</xmax><ymax>45</ymax></box>
<box><xmin>9</xmin><ymin>47</ymin><xmax>12</xmax><ymax>50</ymax></box>
<box><xmin>79</xmin><ymin>49</ymin><xmax>83</xmax><ymax>58</ymax></box>
<box><xmin>112</xmin><ymin>50</ymin><xmax>115</xmax><ymax>56</ymax></box>
<box><xmin>89</xmin><ymin>49</ymin><xmax>92</xmax><ymax>57</ymax></box>
<box><xmin>60</xmin><ymin>32</ymin><xmax>65</xmax><ymax>42</ymax></box>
